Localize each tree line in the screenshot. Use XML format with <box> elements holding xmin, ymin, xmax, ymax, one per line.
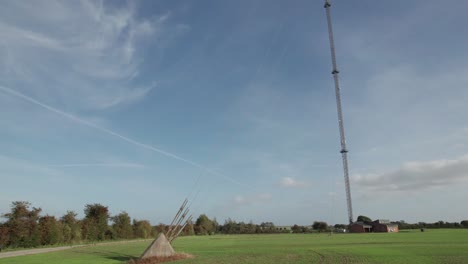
<box><xmin>193</xmin><ymin>216</ymin><xmax>331</xmax><ymax>234</ymax></box>
<box><xmin>356</xmin><ymin>215</ymin><xmax>468</xmax><ymax>230</ymax></box>
<box><xmin>0</xmin><ymin>201</ymin><xmax>334</xmax><ymax>249</ymax></box>
<box><xmin>396</xmin><ymin>220</ymin><xmax>468</xmax><ymax>229</ymax></box>
<box><xmin>2</xmin><ymin>202</ymin><xmax>468</xmax><ymax>250</ymax></box>
<box><xmin>0</xmin><ymin>201</ymin><xmax>194</xmax><ymax>249</ymax></box>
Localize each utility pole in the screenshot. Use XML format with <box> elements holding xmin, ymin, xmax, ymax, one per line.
<box><xmin>324</xmin><ymin>0</ymin><xmax>354</xmax><ymax>224</ymax></box>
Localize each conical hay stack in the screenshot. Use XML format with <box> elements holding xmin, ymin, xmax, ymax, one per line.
<box><xmin>140</xmin><ymin>233</ymin><xmax>175</xmax><ymax>259</ymax></box>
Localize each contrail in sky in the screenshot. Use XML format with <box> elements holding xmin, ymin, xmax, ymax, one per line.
<box><xmin>0</xmin><ymin>85</ymin><xmax>245</xmax><ymax>187</ymax></box>
<box><xmin>49</xmin><ymin>163</ymin><xmax>145</xmax><ymax>168</ymax></box>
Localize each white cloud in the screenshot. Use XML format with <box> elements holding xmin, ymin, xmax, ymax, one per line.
<box><xmin>279</xmin><ymin>177</ymin><xmax>310</xmax><ymax>188</ymax></box>
<box><xmin>0</xmin><ymin>1</ymin><xmax>176</xmax><ymax>110</ymax></box>
<box><xmin>87</xmin><ymin>84</ymin><xmax>155</xmax><ymax>109</ymax></box>
<box><xmin>353</xmin><ymin>155</ymin><xmax>468</xmax><ymax>192</ymax></box>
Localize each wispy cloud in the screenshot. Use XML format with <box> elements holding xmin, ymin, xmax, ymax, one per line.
<box><xmin>279</xmin><ymin>177</ymin><xmax>310</xmax><ymax>188</ymax></box>
<box><xmin>0</xmin><ymin>1</ymin><xmax>173</xmax><ymax>110</ymax></box>
<box><xmin>353</xmin><ymin>155</ymin><xmax>468</xmax><ymax>192</ymax></box>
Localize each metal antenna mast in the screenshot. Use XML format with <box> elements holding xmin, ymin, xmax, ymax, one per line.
<box><xmin>324</xmin><ymin>0</ymin><xmax>354</xmax><ymax>224</ymax></box>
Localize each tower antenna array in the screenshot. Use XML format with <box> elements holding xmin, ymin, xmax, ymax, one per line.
<box><xmin>323</xmin><ymin>0</ymin><xmax>354</xmax><ymax>224</ymax></box>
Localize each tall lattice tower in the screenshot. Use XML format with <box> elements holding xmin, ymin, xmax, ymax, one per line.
<box><xmin>323</xmin><ymin>0</ymin><xmax>354</xmax><ymax>224</ymax></box>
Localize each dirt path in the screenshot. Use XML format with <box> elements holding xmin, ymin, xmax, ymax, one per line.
<box><xmin>0</xmin><ymin>239</ymin><xmax>152</xmax><ymax>259</ymax></box>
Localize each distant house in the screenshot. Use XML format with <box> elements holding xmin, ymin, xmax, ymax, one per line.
<box><xmin>349</xmin><ymin>222</ymin><xmax>372</xmax><ymax>233</ymax></box>
<box><xmin>371</xmin><ymin>220</ymin><xmax>399</xmax><ymax>233</ymax></box>
<box><xmin>349</xmin><ymin>220</ymin><xmax>399</xmax><ymax>233</ymax></box>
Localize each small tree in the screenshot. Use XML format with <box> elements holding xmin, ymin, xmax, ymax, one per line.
<box><xmin>357</xmin><ymin>215</ymin><xmax>372</xmax><ymax>223</ymax></box>
<box><xmin>155</xmin><ymin>223</ymin><xmax>167</xmax><ymax>234</ymax></box>
<box><xmin>61</xmin><ymin>211</ymin><xmax>81</xmax><ymax>244</ymax></box>
<box><xmin>0</xmin><ymin>225</ymin><xmax>9</xmax><ymax>249</ymax></box>
<box><xmin>133</xmin><ymin>220</ymin><xmax>152</xmax><ymax>239</ymax></box>
<box><xmin>222</xmin><ymin>218</ymin><xmax>237</xmax><ymax>234</ymax></box>
<box><xmin>460</xmin><ymin>220</ymin><xmax>468</xmax><ymax>228</ymax></box>
<box><xmin>260</xmin><ymin>222</ymin><xmax>276</xmax><ymax>233</ymax></box>
<box><xmin>112</xmin><ymin>212</ymin><xmax>133</xmax><ymax>239</ymax></box>
<box><xmin>195</xmin><ymin>214</ymin><xmax>215</xmax><ymax>235</ymax></box>
<box><xmin>83</xmin><ymin>204</ymin><xmax>109</xmax><ymax>241</ymax></box>
<box><xmin>180</xmin><ymin>222</ymin><xmax>195</xmax><ymax>236</ymax></box>
<box><xmin>2</xmin><ymin>201</ymin><xmax>42</xmax><ymax>248</ymax></box>
<box><xmin>39</xmin><ymin>215</ymin><xmax>62</xmax><ymax>245</ymax></box>
<box><xmin>291</xmin><ymin>224</ymin><xmax>301</xmax><ymax>233</ymax></box>
<box><xmin>312</xmin><ymin>221</ymin><xmax>328</xmax><ymax>232</ymax></box>
<box><xmin>334</xmin><ymin>224</ymin><xmax>347</xmax><ymax>229</ymax></box>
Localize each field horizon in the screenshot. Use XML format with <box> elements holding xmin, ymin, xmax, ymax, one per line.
<box><xmin>1</xmin><ymin>229</ymin><xmax>467</xmax><ymax>264</ymax></box>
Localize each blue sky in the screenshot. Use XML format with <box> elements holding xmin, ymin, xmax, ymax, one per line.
<box><xmin>0</xmin><ymin>0</ymin><xmax>467</xmax><ymax>225</ymax></box>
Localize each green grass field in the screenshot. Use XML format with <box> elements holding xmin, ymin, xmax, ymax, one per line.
<box><xmin>1</xmin><ymin>229</ymin><xmax>468</xmax><ymax>264</ymax></box>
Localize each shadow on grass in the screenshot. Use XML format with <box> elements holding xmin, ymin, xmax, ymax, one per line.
<box><xmin>81</xmin><ymin>250</ymin><xmax>138</xmax><ymax>262</ymax></box>
<box><xmin>399</xmin><ymin>230</ymin><xmax>424</xmax><ymax>233</ymax></box>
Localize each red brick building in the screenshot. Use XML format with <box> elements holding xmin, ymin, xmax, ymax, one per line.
<box><xmin>371</xmin><ymin>220</ymin><xmax>399</xmax><ymax>232</ymax></box>
<box><xmin>349</xmin><ymin>222</ymin><xmax>372</xmax><ymax>233</ymax></box>
<box><xmin>349</xmin><ymin>220</ymin><xmax>399</xmax><ymax>233</ymax></box>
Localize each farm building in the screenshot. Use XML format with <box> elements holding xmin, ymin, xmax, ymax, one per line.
<box><xmin>349</xmin><ymin>222</ymin><xmax>372</xmax><ymax>233</ymax></box>
<box><xmin>372</xmin><ymin>220</ymin><xmax>399</xmax><ymax>232</ymax></box>
<box><xmin>349</xmin><ymin>220</ymin><xmax>399</xmax><ymax>233</ymax></box>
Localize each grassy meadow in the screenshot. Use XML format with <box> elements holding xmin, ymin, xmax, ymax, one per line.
<box><xmin>1</xmin><ymin>229</ymin><xmax>467</xmax><ymax>264</ymax></box>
